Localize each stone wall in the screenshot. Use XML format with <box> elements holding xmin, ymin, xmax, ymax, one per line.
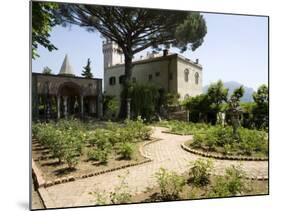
<box><xmin>104</xmin><ymin>55</ymin><xmax>178</xmax><ymax>100</ymax></box>
<box><xmin>177</xmin><ymin>58</ymin><xmax>203</xmax><ymax>99</ymax></box>
<box><xmin>104</xmin><ymin>54</ymin><xmax>203</xmax><ymax>113</ymax></box>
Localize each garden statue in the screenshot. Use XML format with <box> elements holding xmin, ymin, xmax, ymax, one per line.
<box><xmin>228</xmin><ymin>105</ymin><xmax>242</xmax><ymax>140</ymax></box>
<box><xmin>186</xmin><ymin>109</ymin><xmax>190</xmax><ymax>123</ymax></box>
<box><xmin>74</xmin><ymin>97</ymin><xmax>79</xmax><ymax>113</ymax></box>
<box><xmin>216</xmin><ymin>112</ymin><xmax>226</xmax><ymax>127</ymax></box>
<box><xmin>63</xmin><ymin>96</ymin><xmax>68</xmax><ymax>118</ymax></box>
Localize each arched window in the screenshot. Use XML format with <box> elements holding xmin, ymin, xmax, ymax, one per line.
<box><xmin>109</xmin><ymin>77</ymin><xmax>116</xmax><ymax>85</ymax></box>
<box><xmin>184</xmin><ymin>69</ymin><xmax>189</xmax><ymax>82</ymax></box>
<box><xmin>119</xmin><ymin>75</ymin><xmax>126</xmax><ymax>84</ymax></box>
<box><xmin>195</xmin><ymin>72</ymin><xmax>199</xmax><ymax>85</ymax></box>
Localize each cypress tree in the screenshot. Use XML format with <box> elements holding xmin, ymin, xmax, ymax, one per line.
<box><xmin>82</xmin><ymin>58</ymin><xmax>93</xmax><ymax>78</ymax></box>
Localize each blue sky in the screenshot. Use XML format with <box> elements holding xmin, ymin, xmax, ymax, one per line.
<box><xmin>32</xmin><ymin>12</ymin><xmax>268</xmax><ymax>90</ymax></box>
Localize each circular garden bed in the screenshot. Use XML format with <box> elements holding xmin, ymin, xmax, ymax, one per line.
<box><xmin>187</xmin><ymin>126</ymin><xmax>268</xmax><ymax>160</ymax></box>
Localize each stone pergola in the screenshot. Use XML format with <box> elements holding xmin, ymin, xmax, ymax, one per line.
<box><xmin>32</xmin><ymin>55</ymin><xmax>103</xmax><ymax>121</ymax></box>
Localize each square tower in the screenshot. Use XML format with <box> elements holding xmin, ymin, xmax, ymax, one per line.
<box><xmin>102</xmin><ymin>39</ymin><xmax>124</xmax><ymax>69</ymax></box>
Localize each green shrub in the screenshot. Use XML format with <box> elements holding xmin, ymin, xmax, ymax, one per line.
<box><xmin>160</xmin><ymin>120</ymin><xmax>211</xmax><ymax>135</ymax></box>
<box><xmin>49</xmin><ymin>131</ymin><xmax>66</xmax><ymax>163</ymax></box>
<box><xmin>238</xmin><ymin>128</ymin><xmax>268</xmax><ymax>156</ymax></box>
<box><xmin>189</xmin><ymin>159</ymin><xmax>213</xmax><ymax>187</ymax></box>
<box><xmin>103</xmin><ymin>95</ymin><xmax>119</xmax><ymax>120</ymax></box>
<box><xmin>62</xmin><ymin>130</ymin><xmax>85</xmax><ymax>168</ymax></box>
<box><xmin>106</xmin><ymin>121</ymin><xmax>119</xmax><ymax>132</ymax></box>
<box><xmin>117</xmin><ymin>142</ymin><xmax>134</xmax><ymax>159</ymax></box>
<box><xmin>223</xmin><ymin>144</ymin><xmax>233</xmax><ymax>155</ymax></box>
<box><xmin>205</xmin><ymin>138</ymin><xmax>217</xmax><ymax>151</ymax></box>
<box><xmin>109</xmin><ymin>173</ymin><xmax>132</xmax><ymax>204</ymax></box>
<box><xmin>89</xmin><ymin>190</ymin><xmax>107</xmax><ymax>205</ymax></box>
<box><xmin>116</xmin><ymin>127</ymin><xmax>134</xmax><ymax>143</ymax></box>
<box><xmin>211</xmin><ymin>126</ymin><xmax>233</xmax><ymax>146</ymax></box>
<box><xmin>208</xmin><ymin>165</ymin><xmax>246</xmax><ymax>197</ymax></box>
<box><xmin>64</xmin><ymin>147</ymin><xmax>79</xmax><ymax>169</ymax></box>
<box><xmin>125</xmin><ymin>116</ymin><xmax>152</xmax><ymax>140</ymax></box>
<box><xmin>190</xmin><ymin>124</ymin><xmax>268</xmax><ymax>157</ymax></box>
<box><xmin>88</xmin><ymin>129</ymin><xmax>108</xmax><ymax>146</ymax></box>
<box><xmin>87</xmin><ymin>148</ymin><xmax>110</xmax><ymax>164</ymax></box>
<box><xmin>191</xmin><ymin>133</ymin><xmax>205</xmax><ymax>148</ymax></box>
<box><xmin>32</xmin><ymin>123</ymin><xmax>41</xmax><ymax>137</ymax></box>
<box><xmin>34</xmin><ymin>121</ymin><xmax>87</xmax><ymax>168</ymax></box>
<box><xmin>90</xmin><ymin>173</ymin><xmax>132</xmax><ymax>205</ymax></box>
<box><xmin>55</xmin><ymin>119</ymin><xmax>86</xmax><ymax>132</ymax></box>
<box><xmin>155</xmin><ymin>168</ymin><xmax>185</xmax><ymax>200</ymax></box>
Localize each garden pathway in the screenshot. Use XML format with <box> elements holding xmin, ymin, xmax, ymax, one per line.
<box><xmin>40</xmin><ymin>126</ymin><xmax>268</xmax><ymax>208</ymax></box>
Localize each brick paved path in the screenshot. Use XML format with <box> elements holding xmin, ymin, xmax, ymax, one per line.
<box><xmin>32</xmin><ymin>182</ymin><xmax>44</xmax><ymax>209</ymax></box>
<box><xmin>41</xmin><ymin>127</ymin><xmax>268</xmax><ymax>208</ymax></box>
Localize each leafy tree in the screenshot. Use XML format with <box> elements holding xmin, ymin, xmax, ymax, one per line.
<box><xmin>252</xmin><ymin>85</ymin><xmax>268</xmax><ymax>129</ymax></box>
<box><xmin>42</xmin><ymin>66</ymin><xmax>52</xmax><ymax>74</ymax></box>
<box><xmin>57</xmin><ymin>4</ymin><xmax>207</xmax><ymax>118</ymax></box>
<box><xmin>239</xmin><ymin>102</ymin><xmax>255</xmax><ymax>128</ymax></box>
<box><xmin>32</xmin><ymin>2</ymin><xmax>59</xmax><ymax>59</ymax></box>
<box><xmin>184</xmin><ymin>94</ymin><xmax>211</xmax><ymax>122</ymax></box>
<box><xmin>207</xmin><ymin>80</ymin><xmax>229</xmax><ymax>122</ymax></box>
<box><xmin>81</xmin><ymin>58</ymin><xmax>93</xmax><ymax>78</ymax></box>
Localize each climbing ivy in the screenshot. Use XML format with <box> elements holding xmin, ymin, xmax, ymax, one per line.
<box><xmin>128</xmin><ymin>83</ymin><xmax>160</xmax><ymax>121</ymax></box>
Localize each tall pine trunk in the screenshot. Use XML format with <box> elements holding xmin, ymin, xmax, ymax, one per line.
<box><xmin>119</xmin><ymin>54</ymin><xmax>133</xmax><ymax>119</ymax></box>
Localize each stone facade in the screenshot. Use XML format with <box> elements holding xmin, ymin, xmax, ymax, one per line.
<box><xmin>104</xmin><ymin>43</ymin><xmax>203</xmax><ymax>106</ymax></box>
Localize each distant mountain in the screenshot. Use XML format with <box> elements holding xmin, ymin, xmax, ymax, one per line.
<box><xmin>203</xmin><ymin>81</ymin><xmax>255</xmax><ymax>102</ymax></box>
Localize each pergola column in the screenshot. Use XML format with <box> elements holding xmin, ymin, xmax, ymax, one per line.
<box><xmin>97</xmin><ymin>94</ymin><xmax>103</xmax><ymax>119</ymax></box>
<box><xmin>57</xmin><ymin>96</ymin><xmax>61</xmax><ymax>119</ymax></box>
<box><xmin>80</xmin><ymin>95</ymin><xmax>84</xmax><ymax>118</ymax></box>
<box><xmin>127</xmin><ymin>98</ymin><xmax>131</xmax><ymax>120</ymax></box>
<box><xmin>63</xmin><ymin>96</ymin><xmax>68</xmax><ymax>118</ymax></box>
<box><xmin>186</xmin><ymin>109</ymin><xmax>190</xmax><ymax>123</ymax></box>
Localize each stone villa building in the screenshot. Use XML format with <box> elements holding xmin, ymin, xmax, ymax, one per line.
<box><xmin>103</xmin><ymin>40</ymin><xmax>203</xmax><ymax>110</ymax></box>
<box><xmin>32</xmin><ymin>55</ymin><xmax>103</xmax><ymax>120</ymax></box>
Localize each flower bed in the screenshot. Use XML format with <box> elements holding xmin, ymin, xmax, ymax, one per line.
<box><xmin>191</xmin><ymin>126</ymin><xmax>268</xmax><ymax>158</ymax></box>
<box><xmin>157</xmin><ymin>120</ymin><xmax>268</xmax><ymax>158</ymax></box>
<box><xmin>32</xmin><ymin>119</ymin><xmax>152</xmax><ymax>183</ymax></box>
<box><xmin>182</xmin><ymin>141</ymin><xmax>268</xmax><ymax>161</ymax></box>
